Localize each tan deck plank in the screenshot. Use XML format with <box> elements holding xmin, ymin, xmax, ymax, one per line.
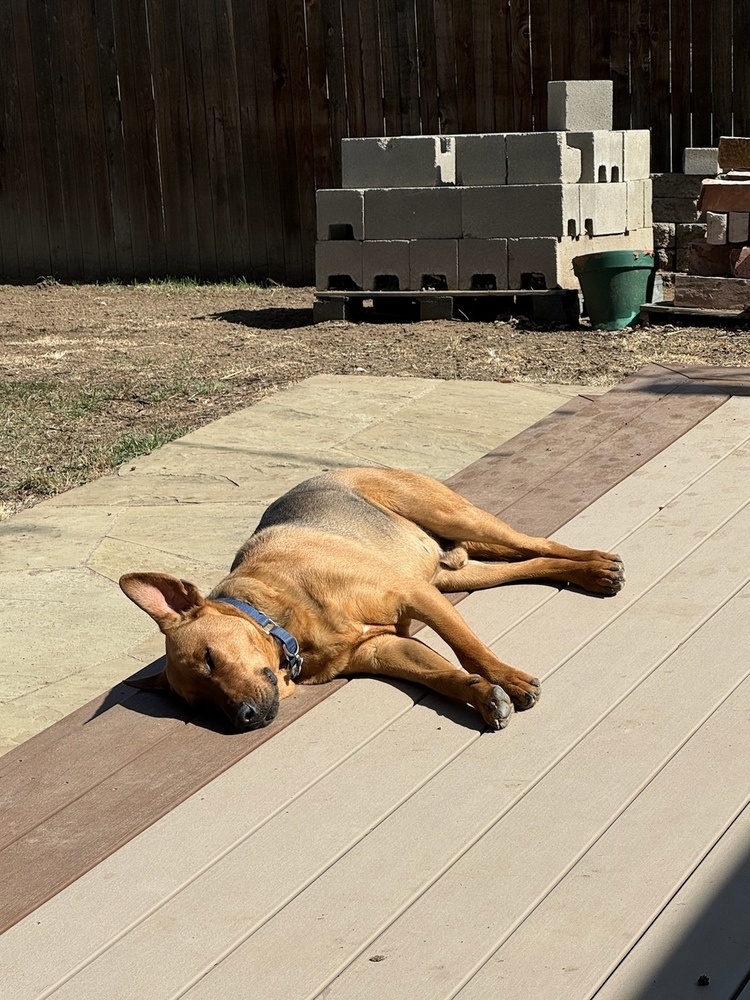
<box><xmin>17</xmin><ymin>407</ymin><xmax>750</xmax><ymax>1000</ymax></box>
<box><xmin>594</xmin><ymin>803</ymin><xmax>750</xmax><ymax>999</ymax></box>
<box><xmin>454</xmin><ymin>594</ymin><xmax>750</xmax><ymax>1000</ymax></box>
<box><xmin>182</xmin><ymin>509</ymin><xmax>750</xmax><ymax>1000</ymax></box>
<box><xmin>0</xmin><ymin>677</ymin><xmax>419</xmax><ymax>998</ymax></box>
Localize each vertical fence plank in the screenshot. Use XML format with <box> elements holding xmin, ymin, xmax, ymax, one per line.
<box><xmin>711</xmin><ymin>0</ymin><xmax>733</xmax><ymax>142</ymax></box>
<box><xmin>630</xmin><ymin>0</ymin><xmax>650</xmax><ymax>132</ymax></box>
<box><xmin>509</xmin><ymin>0</ymin><xmax>532</xmax><ymax>130</ymax></box>
<box><xmin>588</xmin><ymin>0</ymin><xmax>609</xmax><ymax>80</ymax></box>
<box><xmin>322</xmin><ymin>0</ymin><xmax>345</xmax><ymax>177</ymax></box>
<box><xmin>670</xmin><ymin>0</ymin><xmax>690</xmax><ymax>170</ymax></box>
<box><xmin>649</xmin><ymin>0</ymin><xmax>671</xmax><ymax>172</ymax></box>
<box><xmin>0</xmin><ymin>3</ymin><xmax>25</xmax><ymax>279</ymax></box>
<box><xmin>734</xmin><ymin>0</ymin><xmax>750</xmax><ymax>136</ymax></box>
<box><xmin>304</xmin><ymin>0</ymin><xmax>334</xmax><ymax>194</ymax></box>
<box><xmin>569</xmin><ymin>0</ymin><xmax>591</xmax><ymax>80</ymax></box>
<box><xmin>285</xmin><ymin>0</ymin><xmax>316</xmax><ymax>279</ymax></box>
<box><xmin>609</xmin><ymin>0</ymin><xmax>630</xmax><ymax>129</ymax></box>
<box><xmin>491</xmin><ymin>0</ymin><xmax>513</xmax><ymax>131</ymax></box>
<box><xmin>690</xmin><ymin>0</ymin><xmax>712</xmax><ymax>148</ymax></box>
<box><xmin>416</xmin><ymin>0</ymin><xmax>439</xmax><ymax>133</ymax></box>
<box><xmin>433</xmin><ymin>0</ymin><xmax>458</xmax><ymax>133</ymax></box>
<box><xmin>472</xmin><ymin>0</ymin><xmax>493</xmax><ymax>132</ymax></box>
<box><xmin>396</xmin><ymin>0</ymin><xmax>420</xmax><ymax>134</ymax></box>
<box><xmin>530</xmin><ymin>0</ymin><xmax>550</xmax><ymax>129</ymax></box>
<box><xmin>341</xmin><ymin>2</ymin><xmax>365</xmax><ymax>136</ymax></box>
<box><xmin>454</xmin><ymin>0</ymin><xmax>476</xmax><ymax>132</ymax></box>
<box><xmin>550</xmin><ymin>0</ymin><xmax>571</xmax><ymax>82</ymax></box>
<box><xmin>379</xmin><ymin>0</ymin><xmax>403</xmax><ymax>134</ymax></box>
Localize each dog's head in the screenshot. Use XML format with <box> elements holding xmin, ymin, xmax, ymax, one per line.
<box><xmin>119</xmin><ymin>573</ymin><xmax>290</xmax><ymax>731</ymax></box>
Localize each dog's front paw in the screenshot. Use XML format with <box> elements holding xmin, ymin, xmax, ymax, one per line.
<box><xmin>482</xmin><ymin>683</ymin><xmax>513</xmax><ymax>731</ymax></box>
<box><xmin>569</xmin><ymin>555</ymin><xmax>625</xmax><ymax>596</ymax></box>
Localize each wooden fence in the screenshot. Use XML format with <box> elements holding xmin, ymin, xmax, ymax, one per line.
<box><xmin>1</xmin><ymin>0</ymin><xmax>748</xmax><ymax>285</ymax></box>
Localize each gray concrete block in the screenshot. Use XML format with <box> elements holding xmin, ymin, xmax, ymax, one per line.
<box><xmin>547</xmin><ymin>79</ymin><xmax>613</xmax><ymax>131</ymax></box>
<box><xmin>683</xmin><ymin>147</ymin><xmax>719</xmax><ymax>176</ymax></box>
<box><xmin>315</xmin><ymin>240</ymin><xmax>363</xmax><ymax>291</ymax></box>
<box><xmin>652</xmin><ymin>197</ymin><xmax>701</xmax><ymax>223</ymax></box>
<box><xmin>622</xmin><ymin>130</ymin><xmax>651</xmax><ymax>180</ymax></box>
<box><xmin>506</xmin><ymin>132</ymin><xmax>582</xmax><ymax>185</ymax></box>
<box><xmin>316</xmin><ymin>189</ymin><xmax>365</xmax><ymax>241</ymax></box>
<box><xmin>362</xmin><ymin>240</ymin><xmax>410</xmax><ymax>291</ymax></box>
<box><xmin>675</xmin><ymin>222</ymin><xmax>707</xmax><ymax>251</ymax></box>
<box><xmin>508</xmin><ymin>229</ymin><xmax>653</xmax><ymax>290</ymax></box>
<box><xmin>566</xmin><ymin>130</ymin><xmax>624</xmax><ymax>183</ymax></box>
<box><xmin>579</xmin><ymin>182</ymin><xmax>628</xmax><ymax>236</ymax></box>
<box><xmin>364</xmin><ymin>187</ymin><xmax>462</xmax><ymax>240</ymax></box>
<box><xmin>408</xmin><ymin>240</ymin><xmax>458</xmax><ymax>290</ymax></box>
<box><xmin>454</xmin><ymin>133</ymin><xmax>507</xmax><ymax>186</ymax></box>
<box><xmin>651</xmin><ymin>173</ymin><xmax>705</xmax><ymax>199</ymax></box>
<box><xmin>341</xmin><ymin>136</ymin><xmax>455</xmax><ymax>189</ymax></box>
<box><xmin>462</xmin><ymin>185</ymin><xmax>580</xmax><ymax>239</ymax></box>
<box><xmin>707</xmin><ymin>212</ymin><xmax>728</xmax><ymax>245</ymax></box>
<box><xmin>653</xmin><ymin>222</ymin><xmax>676</xmax><ymax>249</ymax></box>
<box><xmin>626</xmin><ymin>179</ymin><xmax>653</xmax><ymax>231</ymax></box>
<box><xmin>728</xmin><ymin>211</ymin><xmax>750</xmax><ymax>243</ymax></box>
<box><xmin>457</xmin><ymin>239</ymin><xmax>509</xmax><ymax>290</ymax></box>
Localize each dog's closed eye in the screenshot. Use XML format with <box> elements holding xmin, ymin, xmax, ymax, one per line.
<box><xmin>263</xmin><ymin>667</ymin><xmax>278</xmax><ymax>686</ymax></box>
<box><xmin>204</xmin><ymin>649</ymin><xmax>215</xmax><ymax>673</ymax></box>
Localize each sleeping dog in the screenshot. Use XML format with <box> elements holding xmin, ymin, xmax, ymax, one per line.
<box><xmin>120</xmin><ymin>468</ymin><xmax>624</xmax><ymax>731</ymax></box>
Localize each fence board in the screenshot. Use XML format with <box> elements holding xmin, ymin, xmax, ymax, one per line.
<box><xmin>690</xmin><ymin>0</ymin><xmax>712</xmax><ymax>149</ymax></box>
<box><xmin>649</xmin><ymin>0</ymin><xmax>671</xmax><ymax>173</ymax></box>
<box><xmin>735</xmin><ymin>0</ymin><xmax>750</xmax><ymax>137</ymax></box>
<box><xmin>670</xmin><ymin>0</ymin><xmax>691</xmax><ymax>171</ymax></box>
<box><xmin>711</xmin><ymin>0</ymin><xmax>733</xmax><ymax>143</ymax></box>
<box><xmin>1</xmin><ymin>0</ymin><xmax>749</xmax><ymax>284</ymax></box>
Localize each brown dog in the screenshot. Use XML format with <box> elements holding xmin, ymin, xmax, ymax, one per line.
<box><xmin>120</xmin><ymin>468</ymin><xmax>624</xmax><ymax>732</ymax></box>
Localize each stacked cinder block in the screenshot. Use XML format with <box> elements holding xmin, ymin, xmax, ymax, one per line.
<box><xmin>315</xmin><ymin>80</ymin><xmax>653</xmax><ymax>295</ymax></box>
<box><xmin>673</xmin><ymin>137</ymin><xmax>750</xmax><ymax>311</ymax></box>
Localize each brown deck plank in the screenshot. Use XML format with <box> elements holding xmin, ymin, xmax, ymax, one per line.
<box><xmin>2</xmin><ymin>366</ymin><xmax>747</xmax><ymax>934</ymax></box>
<box><xmin>0</xmin><ymin>679</ymin><xmax>345</xmax><ymax>934</ymax></box>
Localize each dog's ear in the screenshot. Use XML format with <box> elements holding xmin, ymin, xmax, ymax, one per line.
<box><xmin>125</xmin><ymin>670</ymin><xmax>171</xmax><ymax>692</ymax></box>
<box><xmin>119</xmin><ymin>572</ymin><xmax>205</xmax><ymax>632</ymax></box>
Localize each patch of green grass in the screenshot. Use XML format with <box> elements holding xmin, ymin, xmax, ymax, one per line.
<box><xmin>108</xmin><ymin>427</ymin><xmax>189</xmax><ymax>465</ymax></box>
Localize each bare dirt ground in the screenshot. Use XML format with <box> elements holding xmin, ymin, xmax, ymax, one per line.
<box><xmin>2</xmin><ymin>280</ymin><xmax>749</xmax><ymax>518</ymax></box>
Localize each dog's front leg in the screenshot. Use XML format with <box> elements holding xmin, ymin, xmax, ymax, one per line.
<box><xmin>400</xmin><ymin>581</ymin><xmax>541</xmax><ymax>711</ymax></box>
<box><xmin>346</xmin><ymin>634</ymin><xmax>515</xmax><ymax>730</ymax></box>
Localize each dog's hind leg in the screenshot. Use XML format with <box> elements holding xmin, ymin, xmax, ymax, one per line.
<box><xmin>433</xmin><ymin>556</ymin><xmax>624</xmax><ymax>596</ymax></box>
<box><xmin>337</xmin><ymin>467</ymin><xmax>623</xmax><ymax>592</ymax></box>
<box><xmin>346</xmin><ymin>633</ymin><xmax>516</xmax><ymax>730</ymax></box>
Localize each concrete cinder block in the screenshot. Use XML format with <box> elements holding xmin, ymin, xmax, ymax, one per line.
<box><xmin>362</xmin><ymin>240</ymin><xmax>410</xmax><ymax>291</ymax></box>
<box><xmin>652</xmin><ymin>197</ymin><xmax>701</xmax><ymax>223</ymax></box>
<box><xmin>683</xmin><ymin>147</ymin><xmax>719</xmax><ymax>176</ymax></box>
<box><xmin>506</xmin><ymin>132</ymin><xmax>582</xmax><ymax>185</ymax></box>
<box><xmin>622</xmin><ymin>130</ymin><xmax>651</xmax><ymax>180</ymax></box>
<box><xmin>706</xmin><ymin>212</ymin><xmax>728</xmax><ymax>245</ymax></box>
<box><xmin>364</xmin><ymin>188</ymin><xmax>462</xmax><ymax>240</ymax></box>
<box><xmin>408</xmin><ymin>240</ymin><xmax>458</xmax><ymax>290</ymax></box>
<box><xmin>508</xmin><ymin>229</ymin><xmax>653</xmax><ymax>290</ymax></box>
<box><xmin>626</xmin><ymin>179</ymin><xmax>653</xmax><ymax>231</ymax></box>
<box><xmin>454</xmin><ymin>134</ymin><xmax>508</xmax><ymax>186</ymax></box>
<box><xmin>566</xmin><ymin>130</ymin><xmax>624</xmax><ymax>183</ymax></box>
<box><xmin>316</xmin><ymin>189</ymin><xmax>365</xmax><ymax>241</ymax></box>
<box><xmin>652</xmin><ymin>173</ymin><xmax>705</xmax><ymax>199</ymax></box>
<box><xmin>547</xmin><ymin>79</ymin><xmax>613</xmax><ymax>132</ymax></box>
<box><xmin>315</xmin><ymin>241</ymin><xmax>363</xmax><ymax>291</ymax></box>
<box><xmin>462</xmin><ymin>185</ymin><xmax>580</xmax><ymax>239</ymax></box>
<box><xmin>579</xmin><ymin>182</ymin><xmax>628</xmax><ymax>236</ymax></box>
<box><xmin>728</xmin><ymin>211</ymin><xmax>750</xmax><ymax>243</ymax></box>
<box><xmin>341</xmin><ymin>136</ymin><xmax>455</xmax><ymax>189</ymax></box>
<box><xmin>457</xmin><ymin>239</ymin><xmax>509</xmax><ymax>290</ymax></box>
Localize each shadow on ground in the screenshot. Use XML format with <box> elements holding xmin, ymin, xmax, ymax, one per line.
<box><xmin>207</xmin><ymin>307</ymin><xmax>314</xmax><ymax>329</ymax></box>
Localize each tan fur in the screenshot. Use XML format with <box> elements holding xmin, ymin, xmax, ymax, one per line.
<box><xmin>120</xmin><ymin>468</ymin><xmax>624</xmax><ymax>731</ymax></box>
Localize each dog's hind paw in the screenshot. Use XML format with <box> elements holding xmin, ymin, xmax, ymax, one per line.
<box><xmin>485</xmin><ymin>685</ymin><xmax>513</xmax><ymax>730</ymax></box>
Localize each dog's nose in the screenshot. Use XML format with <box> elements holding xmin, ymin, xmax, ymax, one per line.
<box><xmin>235</xmin><ymin>701</ymin><xmax>259</xmax><ymax>728</ymax></box>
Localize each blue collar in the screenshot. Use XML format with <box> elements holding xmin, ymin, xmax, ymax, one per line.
<box><xmin>214</xmin><ymin>597</ymin><xmax>304</xmax><ymax>680</ymax></box>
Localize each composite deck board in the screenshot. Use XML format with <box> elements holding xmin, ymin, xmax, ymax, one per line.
<box><xmin>0</xmin><ymin>368</ymin><xmax>723</xmax><ymax>931</ymax></box>
<box><xmin>6</xmin><ymin>397</ymin><xmax>749</xmax><ymax>999</ymax></box>
<box><xmin>192</xmin><ymin>502</ymin><xmax>750</xmax><ymax>1000</ymax></box>
<box><xmin>453</xmin><ymin>594</ymin><xmax>750</xmax><ymax>1000</ymax></box>
<box><xmin>593</xmin><ymin>801</ymin><xmax>750</xmax><ymax>999</ymax></box>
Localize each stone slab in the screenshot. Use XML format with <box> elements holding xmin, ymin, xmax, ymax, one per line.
<box><xmin>698</xmin><ymin>180</ymin><xmax>750</xmax><ymax>214</ymax></box>
<box><xmin>728</xmin><ymin>211</ymin><xmax>750</xmax><ymax>243</ymax></box>
<box><xmin>673</xmin><ymin>274</ymin><xmax>750</xmax><ymax>311</ymax></box>
<box><xmin>688</xmin><ymin>241</ymin><xmax>734</xmax><ymax>277</ymax></box>
<box><xmin>718</xmin><ymin>136</ymin><xmax>750</xmax><ymax>172</ymax></box>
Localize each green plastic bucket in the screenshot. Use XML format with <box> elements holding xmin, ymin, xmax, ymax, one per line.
<box><xmin>572</xmin><ymin>249</ymin><xmax>655</xmax><ymax>330</ymax></box>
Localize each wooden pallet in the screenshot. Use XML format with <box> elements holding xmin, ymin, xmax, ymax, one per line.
<box><xmin>313</xmin><ymin>288</ymin><xmax>583</xmax><ymax>325</ymax></box>
<box><xmin>640</xmin><ymin>301</ymin><xmax>750</xmax><ymax>326</ymax></box>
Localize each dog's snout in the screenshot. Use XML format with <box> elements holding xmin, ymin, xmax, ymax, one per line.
<box><xmin>235</xmin><ymin>701</ymin><xmax>259</xmax><ymax>728</ymax></box>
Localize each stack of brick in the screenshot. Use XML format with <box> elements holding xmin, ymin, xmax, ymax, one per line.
<box><xmin>315</xmin><ymin>80</ymin><xmax>653</xmax><ymax>296</ymax></box>
<box><xmin>651</xmin><ymin>147</ymin><xmax>720</xmax><ymax>273</ymax></box>
<box><xmin>673</xmin><ymin>137</ymin><xmax>750</xmax><ymax>312</ymax></box>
